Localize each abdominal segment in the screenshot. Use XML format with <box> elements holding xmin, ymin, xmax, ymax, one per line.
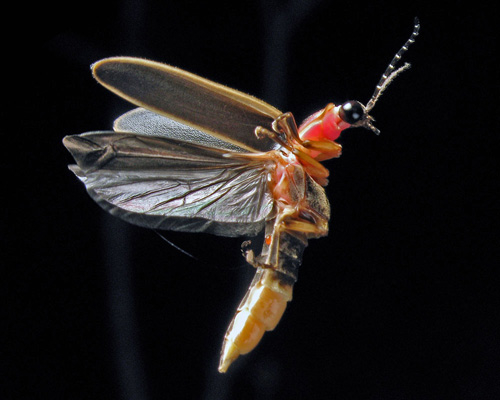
<box><xmin>218</xmin><ymin>229</ymin><xmax>308</xmax><ymax>373</ymax></box>
<box><xmin>218</xmin><ymin>268</ymin><xmax>293</xmax><ymax>373</ymax></box>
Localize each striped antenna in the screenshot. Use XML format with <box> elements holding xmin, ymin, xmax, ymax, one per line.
<box><xmin>365</xmin><ymin>17</ymin><xmax>420</xmax><ymax>112</ymax></box>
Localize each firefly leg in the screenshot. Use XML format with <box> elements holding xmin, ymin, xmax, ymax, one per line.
<box><xmin>260</xmin><ymin>204</ymin><xmax>328</xmax><ymax>271</ymax></box>
<box><xmin>284</xmin><ymin>218</ymin><xmax>328</xmax><ymax>236</ymax></box>
<box><xmin>272</xmin><ymin>112</ymin><xmax>303</xmax><ymax>144</ymax></box>
<box><xmin>255</xmin><ymin>126</ymin><xmax>290</xmax><ymax>149</ymax></box>
<box><xmin>255</xmin><ymin>126</ymin><xmax>329</xmax><ymax>179</ymax></box>
<box><xmin>244</xmin><ymin>207</ymin><xmax>296</xmax><ymax>270</ymax></box>
<box><xmin>301</xmin><ymin>140</ymin><xmax>342</xmax><ymax>160</ymax></box>
<box><xmin>281</xmin><ymin>203</ymin><xmax>329</xmax><ymax>238</ymax></box>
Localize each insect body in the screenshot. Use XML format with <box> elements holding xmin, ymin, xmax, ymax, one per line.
<box><xmin>64</xmin><ymin>19</ymin><xmax>419</xmax><ymax>373</ymax></box>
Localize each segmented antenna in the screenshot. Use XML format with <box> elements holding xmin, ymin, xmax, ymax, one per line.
<box><xmin>365</xmin><ymin>17</ymin><xmax>420</xmax><ymax>112</ymax></box>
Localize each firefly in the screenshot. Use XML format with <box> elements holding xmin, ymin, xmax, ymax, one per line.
<box><xmin>63</xmin><ymin>18</ymin><xmax>419</xmax><ymax>373</ymax></box>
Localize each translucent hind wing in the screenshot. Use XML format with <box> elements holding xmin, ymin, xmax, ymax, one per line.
<box><xmin>113</xmin><ymin>107</ymin><xmax>250</xmax><ymax>153</ymax></box>
<box><xmin>63</xmin><ymin>132</ymin><xmax>274</xmax><ymax>237</ymax></box>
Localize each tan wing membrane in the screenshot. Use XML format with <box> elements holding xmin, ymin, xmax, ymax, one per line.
<box><xmin>92</xmin><ymin>57</ymin><xmax>282</xmax><ymax>152</ymax></box>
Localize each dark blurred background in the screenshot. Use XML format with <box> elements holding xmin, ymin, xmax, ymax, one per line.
<box><xmin>2</xmin><ymin>1</ymin><xmax>498</xmax><ymax>399</ymax></box>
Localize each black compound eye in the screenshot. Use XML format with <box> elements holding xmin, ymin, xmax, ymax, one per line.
<box><xmin>339</xmin><ymin>101</ymin><xmax>365</xmax><ymax>124</ymax></box>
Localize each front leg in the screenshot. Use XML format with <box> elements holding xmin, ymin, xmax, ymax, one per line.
<box><xmin>272</xmin><ymin>112</ymin><xmax>303</xmax><ymax>144</ymax></box>
<box><xmin>301</xmin><ymin>139</ymin><xmax>342</xmax><ymax>160</ymax></box>
<box><xmin>255</xmin><ymin>125</ymin><xmax>329</xmax><ymax>180</ymax></box>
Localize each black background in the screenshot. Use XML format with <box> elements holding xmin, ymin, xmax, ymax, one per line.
<box><xmin>3</xmin><ymin>1</ymin><xmax>498</xmax><ymax>399</ymax></box>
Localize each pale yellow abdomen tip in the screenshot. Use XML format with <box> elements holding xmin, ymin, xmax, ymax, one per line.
<box><xmin>218</xmin><ymin>270</ymin><xmax>292</xmax><ymax>373</ymax></box>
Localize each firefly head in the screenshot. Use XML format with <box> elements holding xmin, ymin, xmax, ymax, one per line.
<box><xmin>339</xmin><ymin>101</ymin><xmax>364</xmax><ymax>124</ymax></box>
<box><xmin>339</xmin><ymin>100</ymin><xmax>379</xmax><ymax>135</ymax></box>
